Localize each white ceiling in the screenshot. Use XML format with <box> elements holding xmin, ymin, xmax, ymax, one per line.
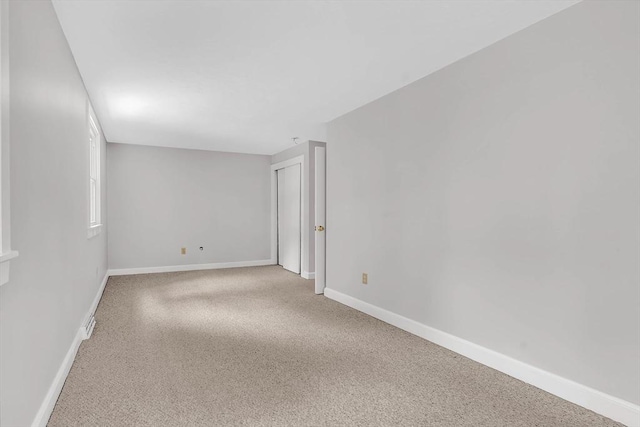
<box><xmin>52</xmin><ymin>0</ymin><xmax>578</xmax><ymax>155</ymax></box>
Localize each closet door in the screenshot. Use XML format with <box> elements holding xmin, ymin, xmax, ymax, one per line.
<box><xmin>277</xmin><ymin>164</ymin><xmax>301</xmax><ymax>274</ymax></box>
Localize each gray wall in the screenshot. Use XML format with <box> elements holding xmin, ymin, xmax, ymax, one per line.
<box><xmin>272</xmin><ymin>140</ymin><xmax>326</xmax><ymax>274</ymax></box>
<box><xmin>327</xmin><ymin>0</ymin><xmax>639</xmax><ymax>405</ymax></box>
<box><xmin>0</xmin><ymin>1</ymin><xmax>109</xmax><ymax>425</ymax></box>
<box><xmin>108</xmin><ymin>143</ymin><xmax>271</xmax><ymax>269</ymax></box>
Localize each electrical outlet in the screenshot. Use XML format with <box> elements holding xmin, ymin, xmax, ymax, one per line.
<box><xmin>362</xmin><ymin>273</ymin><xmax>368</xmax><ymax>285</ymax></box>
<box><xmin>181</xmin><ymin>247</ymin><xmax>186</xmax><ymax>255</ymax></box>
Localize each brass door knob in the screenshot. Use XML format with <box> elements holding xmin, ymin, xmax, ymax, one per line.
<box><xmin>315</xmin><ymin>225</ymin><xmax>325</xmax><ymax>232</ymax></box>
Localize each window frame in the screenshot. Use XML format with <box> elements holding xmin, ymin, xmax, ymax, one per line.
<box><xmin>0</xmin><ymin>0</ymin><xmax>19</xmax><ymax>286</ymax></box>
<box><xmin>87</xmin><ymin>106</ymin><xmax>102</xmax><ymax>239</ymax></box>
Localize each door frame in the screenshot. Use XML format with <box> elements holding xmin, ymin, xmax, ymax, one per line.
<box><xmin>271</xmin><ymin>155</ymin><xmax>305</xmax><ymax>272</ymax></box>
<box><xmin>314</xmin><ymin>146</ymin><xmax>326</xmax><ymax>294</ymax></box>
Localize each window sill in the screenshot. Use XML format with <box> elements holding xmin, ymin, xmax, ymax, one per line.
<box><xmin>87</xmin><ymin>224</ymin><xmax>102</xmax><ymax>239</ymax></box>
<box><xmin>0</xmin><ymin>250</ymin><xmax>19</xmax><ymax>286</ymax></box>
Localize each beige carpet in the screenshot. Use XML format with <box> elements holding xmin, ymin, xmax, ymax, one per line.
<box><xmin>49</xmin><ymin>266</ymin><xmax>620</xmax><ymax>426</ymax></box>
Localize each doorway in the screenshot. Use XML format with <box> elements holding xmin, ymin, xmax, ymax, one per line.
<box><xmin>276</xmin><ymin>163</ymin><xmax>301</xmax><ymax>274</ymax></box>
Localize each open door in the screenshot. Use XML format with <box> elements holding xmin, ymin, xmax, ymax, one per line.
<box><xmin>314</xmin><ymin>147</ymin><xmax>326</xmax><ymax>294</ymax></box>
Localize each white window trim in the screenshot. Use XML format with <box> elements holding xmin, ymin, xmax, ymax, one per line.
<box><xmin>87</xmin><ymin>223</ymin><xmax>102</xmax><ymax>239</ymax></box>
<box><xmin>0</xmin><ymin>251</ymin><xmax>19</xmax><ymax>286</ymax></box>
<box><xmin>0</xmin><ymin>1</ymin><xmax>18</xmax><ymax>287</ymax></box>
<box><xmin>87</xmin><ymin>105</ymin><xmax>102</xmax><ymax>239</ymax></box>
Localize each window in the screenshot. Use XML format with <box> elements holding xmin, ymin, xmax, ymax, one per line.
<box><xmin>87</xmin><ymin>109</ymin><xmax>101</xmax><ymax>238</ymax></box>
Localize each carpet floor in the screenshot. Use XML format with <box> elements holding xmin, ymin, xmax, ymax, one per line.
<box><xmin>49</xmin><ymin>266</ymin><xmax>620</xmax><ymax>426</ymax></box>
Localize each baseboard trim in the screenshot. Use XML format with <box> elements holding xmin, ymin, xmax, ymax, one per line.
<box><xmin>83</xmin><ymin>272</ymin><xmax>109</xmax><ymax>336</ymax></box>
<box><xmin>108</xmin><ymin>259</ymin><xmax>274</xmax><ymax>276</ymax></box>
<box><xmin>323</xmin><ymin>288</ymin><xmax>640</xmax><ymax>427</ymax></box>
<box><xmin>301</xmin><ymin>271</ymin><xmax>315</xmax><ymax>280</ymax></box>
<box><xmin>31</xmin><ymin>325</ymin><xmax>83</xmax><ymax>427</ymax></box>
<box><xmin>31</xmin><ymin>271</ymin><xmax>109</xmax><ymax>427</ymax></box>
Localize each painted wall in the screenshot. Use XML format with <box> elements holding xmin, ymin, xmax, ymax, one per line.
<box><xmin>0</xmin><ymin>1</ymin><xmax>109</xmax><ymax>425</ymax></box>
<box><xmin>108</xmin><ymin>143</ymin><xmax>271</xmax><ymax>269</ymax></box>
<box><xmin>272</xmin><ymin>140</ymin><xmax>326</xmax><ymax>275</ymax></box>
<box><xmin>327</xmin><ymin>0</ymin><xmax>639</xmax><ymax>406</ymax></box>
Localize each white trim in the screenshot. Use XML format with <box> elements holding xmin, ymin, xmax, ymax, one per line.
<box><xmin>0</xmin><ymin>250</ymin><xmax>18</xmax><ymax>286</ymax></box>
<box><xmin>85</xmin><ymin>272</ymin><xmax>109</xmax><ymax>327</ymax></box>
<box><xmin>86</xmin><ymin>223</ymin><xmax>102</xmax><ymax>239</ymax></box>
<box><xmin>31</xmin><ymin>328</ymin><xmax>84</xmax><ymax>427</ymax></box>
<box><xmin>323</xmin><ymin>288</ymin><xmax>640</xmax><ymax>427</ymax></box>
<box><xmin>31</xmin><ymin>271</ymin><xmax>110</xmax><ymax>427</ymax></box>
<box><xmin>108</xmin><ymin>259</ymin><xmax>274</xmax><ymax>276</ymax></box>
<box><xmin>271</xmin><ymin>155</ymin><xmax>306</xmax><ymax>274</ymax></box>
<box><xmin>314</xmin><ymin>146</ymin><xmax>326</xmax><ymax>295</ymax></box>
<box><xmin>271</xmin><ymin>155</ymin><xmax>306</xmax><ymax>172</ymax></box>
<box><xmin>87</xmin><ymin>103</ymin><xmax>101</xmax><ymax>233</ymax></box>
<box><xmin>0</xmin><ymin>249</ymin><xmax>18</xmax><ymax>263</ymax></box>
<box><xmin>301</xmin><ymin>271</ymin><xmax>315</xmax><ymax>280</ymax></box>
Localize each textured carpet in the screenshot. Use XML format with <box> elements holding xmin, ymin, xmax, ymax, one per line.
<box><xmin>49</xmin><ymin>266</ymin><xmax>620</xmax><ymax>426</ymax></box>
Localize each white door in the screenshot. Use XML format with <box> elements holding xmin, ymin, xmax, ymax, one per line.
<box><xmin>315</xmin><ymin>147</ymin><xmax>326</xmax><ymax>294</ymax></box>
<box><xmin>277</xmin><ymin>164</ymin><xmax>301</xmax><ymax>274</ymax></box>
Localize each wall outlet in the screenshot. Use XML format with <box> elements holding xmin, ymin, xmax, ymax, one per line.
<box><xmin>181</xmin><ymin>247</ymin><xmax>186</xmax><ymax>255</ymax></box>
<box><xmin>362</xmin><ymin>273</ymin><xmax>368</xmax><ymax>285</ymax></box>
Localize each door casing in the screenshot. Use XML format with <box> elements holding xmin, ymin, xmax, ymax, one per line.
<box><xmin>314</xmin><ymin>147</ymin><xmax>326</xmax><ymax>294</ymax></box>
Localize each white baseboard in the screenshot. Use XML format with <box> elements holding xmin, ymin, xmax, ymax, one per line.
<box><xmin>108</xmin><ymin>259</ymin><xmax>274</xmax><ymax>276</ymax></box>
<box><xmin>91</xmin><ymin>272</ymin><xmax>110</xmax><ymax>315</ymax></box>
<box><xmin>323</xmin><ymin>288</ymin><xmax>640</xmax><ymax>427</ymax></box>
<box><xmin>301</xmin><ymin>271</ymin><xmax>315</xmax><ymax>280</ymax></box>
<box><xmin>31</xmin><ymin>328</ymin><xmax>84</xmax><ymax>427</ymax></box>
<box><xmin>31</xmin><ymin>272</ymin><xmax>109</xmax><ymax>427</ymax></box>
<box><xmin>83</xmin><ymin>272</ymin><xmax>109</xmax><ymax>335</ymax></box>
